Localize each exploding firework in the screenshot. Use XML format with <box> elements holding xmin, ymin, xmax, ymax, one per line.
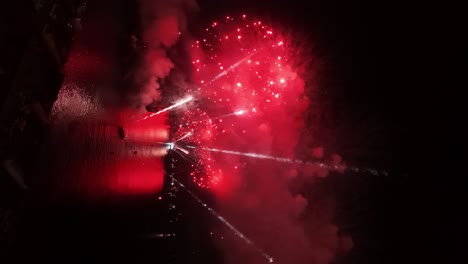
<box><xmin>174</xmin><ymin>14</ymin><xmax>309</xmax><ymax>189</ymax></box>
<box><xmin>165</xmin><ymin>13</ymin><xmax>361</xmax><ymax>264</ymax></box>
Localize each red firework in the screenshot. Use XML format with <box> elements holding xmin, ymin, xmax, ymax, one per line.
<box><xmin>174</xmin><ymin>14</ymin><xmax>308</xmax><ymax>189</ymax></box>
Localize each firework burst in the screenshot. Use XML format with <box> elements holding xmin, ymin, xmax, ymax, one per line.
<box><xmin>173</xmin><ymin>14</ymin><xmax>309</xmax><ymax>189</ymax></box>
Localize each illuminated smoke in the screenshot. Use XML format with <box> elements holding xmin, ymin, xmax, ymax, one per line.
<box><xmin>132</xmin><ymin>0</ymin><xmax>198</xmax><ymax>109</ymax></box>
<box><xmin>172</xmin><ymin>14</ymin><xmax>353</xmax><ymax>263</ymax></box>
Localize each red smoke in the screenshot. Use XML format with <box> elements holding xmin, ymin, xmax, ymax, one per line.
<box><xmin>132</xmin><ymin>0</ymin><xmax>351</xmax><ymax>261</ymax></box>
<box><xmin>177</xmin><ymin>15</ymin><xmax>310</xmax><ymax>190</ymax></box>
<box><xmin>171</xmin><ymin>14</ymin><xmax>350</xmax><ymax>263</ymax></box>
<box><xmin>132</xmin><ymin>0</ymin><xmax>197</xmax><ymax>109</ymax></box>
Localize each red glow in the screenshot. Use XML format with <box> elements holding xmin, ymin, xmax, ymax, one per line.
<box><xmin>112</xmin><ymin>155</ymin><xmax>164</xmax><ymax>194</ymax></box>
<box><xmin>46</xmin><ymin>108</ymin><xmax>168</xmax><ymax>198</ymax></box>
<box><xmin>102</xmin><ymin>109</ymin><xmax>169</xmax><ymax>195</ymax></box>
<box><xmin>176</xmin><ymin>14</ymin><xmax>309</xmax><ymax>190</ymax></box>
<box><xmin>48</xmin><ymin>19</ymin><xmax>170</xmax><ymax>199</ymax></box>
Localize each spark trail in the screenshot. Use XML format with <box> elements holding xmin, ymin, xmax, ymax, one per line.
<box><xmin>187</xmin><ymin>145</ymin><xmax>326</xmax><ymax>165</ymax></box>
<box><xmin>186</xmin><ymin>145</ymin><xmax>390</xmax><ymax>177</ymax></box>
<box><xmin>167</xmin><ymin>173</ymin><xmax>275</xmax><ymax>263</ymax></box>
<box><xmin>174</xmin><ymin>132</ymin><xmax>192</xmax><ymax>143</ymax></box>
<box><xmin>137</xmin><ymin>96</ymin><xmax>193</xmax><ymax>122</ymax></box>
<box><xmin>206</xmin><ymin>51</ymin><xmax>258</xmax><ymax>84</ymax></box>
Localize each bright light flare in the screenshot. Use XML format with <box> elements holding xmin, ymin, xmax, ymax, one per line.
<box><xmin>167</xmin><ymin>142</ymin><xmax>175</xmax><ymax>150</ymax></box>
<box><xmin>188</xmin><ymin>146</ymin><xmax>302</xmax><ymax>164</ymax></box>
<box><xmin>235</xmin><ymin>110</ymin><xmax>246</xmax><ymax>116</ymax></box>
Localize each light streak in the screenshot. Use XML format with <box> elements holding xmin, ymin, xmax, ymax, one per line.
<box><xmin>174</xmin><ymin>145</ymin><xmax>189</xmax><ymax>155</ymax></box>
<box><xmin>187</xmin><ymin>146</ymin><xmax>311</xmax><ymax>164</ymax></box>
<box><xmin>174</xmin><ymin>132</ymin><xmax>192</xmax><ymax>143</ymax></box>
<box><xmin>167</xmin><ymin>142</ymin><xmax>175</xmax><ymax>150</ymax></box>
<box><xmin>137</xmin><ymin>96</ymin><xmax>193</xmax><ymax>122</ymax></box>
<box><xmin>185</xmin><ymin>146</ymin><xmax>389</xmax><ymax>176</ymax></box>
<box><xmin>167</xmin><ymin>173</ymin><xmax>274</xmax><ymax>263</ymax></box>
<box><xmin>206</xmin><ymin>52</ymin><xmax>258</xmax><ymax>84</ymax></box>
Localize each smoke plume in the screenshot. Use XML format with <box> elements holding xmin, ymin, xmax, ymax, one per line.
<box><xmin>177</xmin><ymin>14</ymin><xmax>352</xmax><ymax>263</ymax></box>
<box><xmin>132</xmin><ymin>0</ymin><xmax>197</xmax><ymax>109</ymax></box>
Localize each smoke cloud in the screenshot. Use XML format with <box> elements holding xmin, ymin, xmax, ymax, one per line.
<box><xmin>177</xmin><ymin>14</ymin><xmax>352</xmax><ymax>263</ymax></box>
<box><xmin>131</xmin><ymin>0</ymin><xmax>197</xmax><ymax>109</ymax></box>
<box><xmin>211</xmin><ymin>93</ymin><xmax>351</xmax><ymax>264</ymax></box>
<box><xmin>131</xmin><ymin>3</ymin><xmax>355</xmax><ymax>262</ymax></box>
